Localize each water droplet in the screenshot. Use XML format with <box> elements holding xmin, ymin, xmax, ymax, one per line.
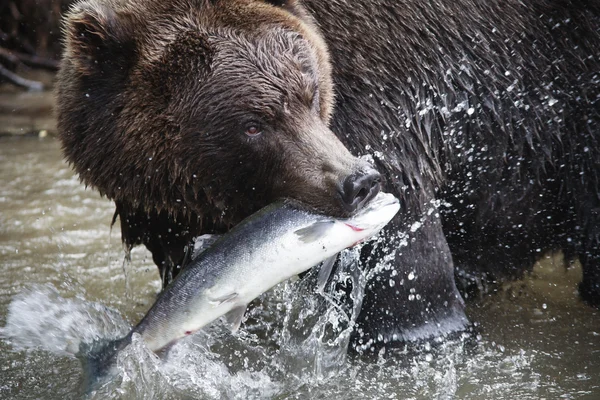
<box><xmin>410</xmin><ymin>221</ymin><xmax>422</xmax><ymax>232</ymax></box>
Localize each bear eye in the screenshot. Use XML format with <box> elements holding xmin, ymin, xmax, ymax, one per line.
<box><xmin>244</xmin><ymin>122</ymin><xmax>262</xmax><ymax>137</ymax></box>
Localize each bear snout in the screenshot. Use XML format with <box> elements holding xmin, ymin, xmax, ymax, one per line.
<box><xmin>339</xmin><ymin>167</ymin><xmax>382</xmax><ymax>214</ymax></box>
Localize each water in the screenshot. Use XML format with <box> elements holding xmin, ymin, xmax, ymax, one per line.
<box><xmin>1</xmin><ymin>137</ymin><xmax>599</xmax><ymax>399</ymax></box>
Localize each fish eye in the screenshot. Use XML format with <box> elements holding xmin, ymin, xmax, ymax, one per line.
<box><xmin>244</xmin><ymin>122</ymin><xmax>262</xmax><ymax>137</ymax></box>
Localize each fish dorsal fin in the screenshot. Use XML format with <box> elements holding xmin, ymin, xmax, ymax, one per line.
<box><xmin>294</xmin><ymin>221</ymin><xmax>335</xmax><ymax>243</ymax></box>
<box><xmin>224</xmin><ymin>305</ymin><xmax>248</xmax><ymax>333</ymax></box>
<box><xmin>317</xmin><ymin>254</ymin><xmax>338</xmax><ymax>293</ymax></box>
<box><xmin>208</xmin><ymin>292</ymin><xmax>238</xmax><ymax>306</ymax></box>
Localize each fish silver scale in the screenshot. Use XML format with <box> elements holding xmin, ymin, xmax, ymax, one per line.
<box><xmin>137</xmin><ymin>205</ymin><xmax>345</xmax><ymax>351</ymax></box>
<box><xmin>84</xmin><ymin>192</ymin><xmax>399</xmax><ymax>378</ymax></box>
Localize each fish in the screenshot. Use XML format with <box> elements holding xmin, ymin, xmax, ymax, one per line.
<box><xmin>80</xmin><ymin>192</ymin><xmax>400</xmax><ymax>387</ymax></box>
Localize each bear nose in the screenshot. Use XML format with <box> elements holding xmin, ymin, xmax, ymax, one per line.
<box><xmin>340</xmin><ymin>168</ymin><xmax>382</xmax><ymax>213</ymax></box>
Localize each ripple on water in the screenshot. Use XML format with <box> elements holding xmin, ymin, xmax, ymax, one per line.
<box><xmin>1</xmin><ymin>267</ymin><xmax>599</xmax><ymax>399</ymax></box>
<box><xmin>1</xmin><ymin>138</ymin><xmax>600</xmax><ymax>399</ymax></box>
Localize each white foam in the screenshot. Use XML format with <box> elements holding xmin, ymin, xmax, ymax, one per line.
<box><xmin>1</xmin><ymin>284</ymin><xmax>128</xmax><ymax>355</ymax></box>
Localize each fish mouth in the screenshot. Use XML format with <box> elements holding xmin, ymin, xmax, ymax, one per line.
<box><xmin>344</xmin><ymin>192</ymin><xmax>400</xmax><ymax>231</ymax></box>
<box><xmin>282</xmin><ymin>192</ymin><xmax>398</xmax><ymax>218</ymax></box>
<box><xmin>362</xmin><ymin>192</ymin><xmax>399</xmax><ymax>210</ymax></box>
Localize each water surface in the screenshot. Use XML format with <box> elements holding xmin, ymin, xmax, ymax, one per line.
<box><xmin>1</xmin><ymin>137</ymin><xmax>599</xmax><ymax>399</ymax></box>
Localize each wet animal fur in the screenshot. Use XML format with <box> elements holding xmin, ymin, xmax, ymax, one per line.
<box><xmin>306</xmin><ymin>0</ymin><xmax>600</xmax><ymax>296</ymax></box>
<box><xmin>57</xmin><ymin>0</ymin><xmax>600</xmax><ymax>347</ymax></box>
<box><xmin>57</xmin><ymin>0</ymin><xmax>359</xmax><ymax>280</ymax></box>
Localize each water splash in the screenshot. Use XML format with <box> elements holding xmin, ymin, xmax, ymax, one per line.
<box><xmin>0</xmin><ymin>257</ymin><xmax>586</xmax><ymax>399</ymax></box>
<box><xmin>0</xmin><ymin>284</ymin><xmax>128</xmax><ymax>355</ymax></box>
<box><xmin>276</xmin><ymin>247</ymin><xmax>366</xmax><ymax>384</ymax></box>
<box><xmin>0</xmin><ymin>246</ymin><xmax>373</xmax><ymax>398</ymax></box>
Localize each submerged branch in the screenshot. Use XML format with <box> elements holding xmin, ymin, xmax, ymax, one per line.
<box><xmin>0</xmin><ymin>63</ymin><xmax>44</xmax><ymax>91</ymax></box>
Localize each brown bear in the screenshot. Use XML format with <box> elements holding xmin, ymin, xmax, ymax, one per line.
<box><xmin>56</xmin><ymin>0</ymin><xmax>599</xmax><ymax>351</ymax></box>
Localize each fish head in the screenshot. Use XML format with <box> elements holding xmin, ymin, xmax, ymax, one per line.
<box><xmin>293</xmin><ymin>192</ymin><xmax>399</xmax><ymax>251</ymax></box>
<box><xmin>340</xmin><ymin>192</ymin><xmax>400</xmax><ymax>240</ymax></box>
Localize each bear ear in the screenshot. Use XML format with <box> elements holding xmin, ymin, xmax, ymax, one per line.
<box><xmin>63</xmin><ymin>3</ymin><xmax>135</xmax><ymax>76</ymax></box>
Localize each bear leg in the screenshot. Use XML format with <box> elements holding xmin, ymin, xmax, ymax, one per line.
<box><xmin>351</xmin><ymin>213</ymin><xmax>468</xmax><ymax>352</ymax></box>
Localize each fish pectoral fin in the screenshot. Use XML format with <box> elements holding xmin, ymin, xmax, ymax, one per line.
<box><xmin>294</xmin><ymin>221</ymin><xmax>336</xmax><ymax>243</ymax></box>
<box><xmin>317</xmin><ymin>254</ymin><xmax>338</xmax><ymax>293</ymax></box>
<box><xmin>208</xmin><ymin>292</ymin><xmax>239</xmax><ymax>306</ymax></box>
<box><xmin>224</xmin><ymin>305</ymin><xmax>248</xmax><ymax>333</ymax></box>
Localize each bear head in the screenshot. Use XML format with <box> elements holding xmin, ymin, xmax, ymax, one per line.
<box><xmin>56</xmin><ymin>0</ymin><xmax>381</xmax><ymax>228</ymax></box>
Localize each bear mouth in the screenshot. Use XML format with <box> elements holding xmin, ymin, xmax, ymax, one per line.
<box><xmin>277</xmin><ymin>184</ymin><xmax>382</xmax><ymax>220</ymax></box>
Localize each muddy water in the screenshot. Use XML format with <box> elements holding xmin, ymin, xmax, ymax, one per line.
<box><xmin>1</xmin><ymin>137</ymin><xmax>599</xmax><ymax>399</ymax></box>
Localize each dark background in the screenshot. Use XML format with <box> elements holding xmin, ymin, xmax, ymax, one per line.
<box><xmin>0</xmin><ymin>0</ymin><xmax>74</xmax><ymax>91</ymax></box>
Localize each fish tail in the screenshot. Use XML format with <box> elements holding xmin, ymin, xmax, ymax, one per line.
<box><xmin>77</xmin><ymin>334</ymin><xmax>131</xmax><ymax>393</ymax></box>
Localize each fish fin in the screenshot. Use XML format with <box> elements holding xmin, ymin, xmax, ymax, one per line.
<box><xmin>209</xmin><ymin>292</ymin><xmax>239</xmax><ymax>306</ymax></box>
<box><xmin>77</xmin><ymin>334</ymin><xmax>131</xmax><ymax>393</ymax></box>
<box><xmin>294</xmin><ymin>221</ymin><xmax>336</xmax><ymax>243</ymax></box>
<box><xmin>317</xmin><ymin>254</ymin><xmax>338</xmax><ymax>293</ymax></box>
<box><xmin>224</xmin><ymin>305</ymin><xmax>247</xmax><ymax>332</ymax></box>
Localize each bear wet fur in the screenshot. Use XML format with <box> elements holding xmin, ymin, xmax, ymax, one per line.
<box><xmin>57</xmin><ymin>0</ymin><xmax>600</xmax><ymax>351</ymax></box>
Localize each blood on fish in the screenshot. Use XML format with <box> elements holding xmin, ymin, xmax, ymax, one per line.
<box><xmin>345</xmin><ymin>223</ymin><xmax>364</xmax><ymax>232</ymax></box>
<box><xmin>185</xmin><ymin>331</ymin><xmax>192</xmax><ymax>335</ymax></box>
